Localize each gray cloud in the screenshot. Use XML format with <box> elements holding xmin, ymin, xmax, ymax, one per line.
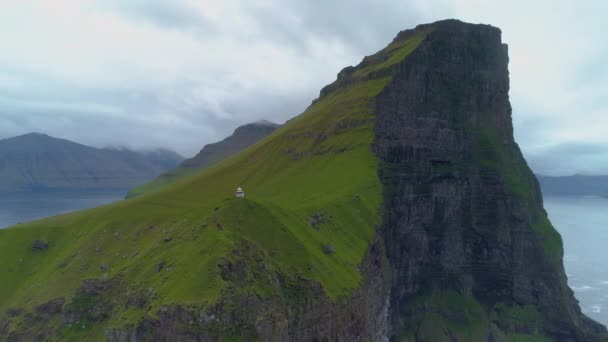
<box><xmin>242</xmin><ymin>1</ymin><xmax>429</xmax><ymax>55</ymax></box>
<box><xmin>0</xmin><ymin>0</ymin><xmax>605</xmax><ymax>176</ymax></box>
<box><xmin>98</xmin><ymin>0</ymin><xmax>212</xmax><ymax>33</ymax></box>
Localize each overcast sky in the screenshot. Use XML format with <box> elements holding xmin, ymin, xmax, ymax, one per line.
<box><xmin>0</xmin><ymin>0</ymin><xmax>605</xmax><ymax>175</ymax></box>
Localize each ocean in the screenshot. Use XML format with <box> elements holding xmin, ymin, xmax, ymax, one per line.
<box><xmin>545</xmin><ymin>196</ymin><xmax>608</xmax><ymax>325</ymax></box>
<box><xmin>0</xmin><ymin>191</ymin><xmax>125</xmax><ymax>229</ymax></box>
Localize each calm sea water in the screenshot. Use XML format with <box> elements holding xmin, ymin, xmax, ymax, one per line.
<box><xmin>0</xmin><ymin>191</ymin><xmax>605</xmax><ymax>325</ymax></box>
<box><xmin>545</xmin><ymin>196</ymin><xmax>608</xmax><ymax>326</ymax></box>
<box><xmin>0</xmin><ymin>191</ymin><xmax>125</xmax><ymax>229</ymax></box>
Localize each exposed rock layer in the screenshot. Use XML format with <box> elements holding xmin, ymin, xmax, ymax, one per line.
<box><xmin>373</xmin><ymin>19</ymin><xmax>605</xmax><ymax>340</ymax></box>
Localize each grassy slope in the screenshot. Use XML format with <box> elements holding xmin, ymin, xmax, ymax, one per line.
<box><xmin>125</xmin><ymin>35</ymin><xmax>428</xmax><ymax>201</ymax></box>
<box><xmin>127</xmin><ymin>123</ymin><xmax>279</xmax><ymax>199</ymax></box>
<box><xmin>0</xmin><ymin>30</ymin><xmax>432</xmax><ymax>339</ymax></box>
<box><xmin>125</xmin><ymin>167</ymin><xmax>197</xmax><ymax>198</ymax></box>
<box><xmin>0</xmin><ymin>78</ymin><xmax>386</xmax><ymax>302</ymax></box>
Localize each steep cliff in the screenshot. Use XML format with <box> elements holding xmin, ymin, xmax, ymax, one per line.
<box><xmin>0</xmin><ymin>20</ymin><xmax>604</xmax><ymax>341</ymax></box>
<box><xmin>370</xmin><ymin>20</ymin><xmax>606</xmax><ymax>341</ymax></box>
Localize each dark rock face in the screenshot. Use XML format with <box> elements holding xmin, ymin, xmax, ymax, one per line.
<box><xmin>79</xmin><ymin>278</ymin><xmax>109</xmax><ymax>296</ymax></box>
<box><xmin>32</xmin><ymin>239</ymin><xmax>49</xmax><ymax>251</ymax></box>
<box><xmin>372</xmin><ymin>20</ymin><xmax>605</xmax><ymax>340</ymax></box>
<box><xmin>35</xmin><ymin>298</ymin><xmax>65</xmax><ymax>315</ymax></box>
<box><xmin>308</xmin><ymin>211</ymin><xmax>326</xmax><ymax>230</ymax></box>
<box><xmin>322</xmin><ymin>243</ymin><xmax>335</xmax><ymax>255</ymax></box>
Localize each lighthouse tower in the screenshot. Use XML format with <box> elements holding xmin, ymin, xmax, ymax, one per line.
<box><xmin>235</xmin><ymin>187</ymin><xmax>245</xmax><ymax>198</ymax></box>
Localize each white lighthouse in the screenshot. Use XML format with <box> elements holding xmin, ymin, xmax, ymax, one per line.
<box><xmin>235</xmin><ymin>187</ymin><xmax>245</xmax><ymax>198</ymax></box>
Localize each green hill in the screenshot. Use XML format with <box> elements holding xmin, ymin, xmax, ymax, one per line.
<box><xmin>127</xmin><ymin>120</ymin><xmax>279</xmax><ymax>198</ymax></box>
<box><xmin>0</xmin><ymin>20</ymin><xmax>605</xmax><ymax>341</ymax></box>
<box><xmin>0</xmin><ymin>40</ymin><xmax>393</xmax><ymax>341</ymax></box>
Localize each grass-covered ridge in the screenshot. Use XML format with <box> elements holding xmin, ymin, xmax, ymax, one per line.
<box><xmin>0</xmin><ymin>78</ymin><xmax>387</xmax><ymax>302</ymax></box>
<box><xmin>127</xmin><ymin>28</ymin><xmax>432</xmax><ymax>201</ymax></box>
<box><xmin>0</xmin><ymin>26</ymin><xmax>431</xmax><ymax>336</ymax></box>
<box><xmin>127</xmin><ymin>122</ymin><xmax>279</xmax><ymax>199</ymax></box>
<box><xmin>353</xmin><ymin>30</ymin><xmax>428</xmax><ymax>78</ymax></box>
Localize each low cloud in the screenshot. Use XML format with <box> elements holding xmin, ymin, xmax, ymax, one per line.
<box><xmin>0</xmin><ymin>0</ymin><xmax>605</xmax><ymax>175</ymax></box>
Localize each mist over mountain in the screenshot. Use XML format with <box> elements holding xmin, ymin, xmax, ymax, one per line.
<box><xmin>0</xmin><ymin>133</ymin><xmax>183</xmax><ymax>193</ymax></box>
<box><xmin>127</xmin><ymin>120</ymin><xmax>279</xmax><ymax>197</ymax></box>
<box><xmin>181</xmin><ymin>120</ymin><xmax>280</xmax><ymax>169</ymax></box>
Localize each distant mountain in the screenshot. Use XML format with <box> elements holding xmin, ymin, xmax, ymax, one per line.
<box><xmin>182</xmin><ymin>120</ymin><xmax>279</xmax><ymax>168</ymax></box>
<box><xmin>537</xmin><ymin>174</ymin><xmax>608</xmax><ymax>197</ymax></box>
<box><xmin>0</xmin><ymin>133</ymin><xmax>184</xmax><ymax>192</ymax></box>
<box><xmin>102</xmin><ymin>146</ymin><xmax>184</xmax><ymax>172</ymax></box>
<box><xmin>127</xmin><ymin>120</ymin><xmax>279</xmax><ymax>197</ymax></box>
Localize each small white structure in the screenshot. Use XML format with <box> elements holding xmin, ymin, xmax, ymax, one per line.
<box><xmin>235</xmin><ymin>187</ymin><xmax>245</xmax><ymax>198</ymax></box>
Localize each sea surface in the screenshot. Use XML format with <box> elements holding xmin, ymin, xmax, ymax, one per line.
<box><xmin>545</xmin><ymin>196</ymin><xmax>608</xmax><ymax>326</ymax></box>
<box><xmin>0</xmin><ymin>191</ymin><xmax>125</xmax><ymax>229</ymax></box>
<box><xmin>0</xmin><ymin>191</ymin><xmax>605</xmax><ymax>325</ymax></box>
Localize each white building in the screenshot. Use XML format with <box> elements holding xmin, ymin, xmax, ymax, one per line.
<box><xmin>235</xmin><ymin>187</ymin><xmax>245</xmax><ymax>198</ymax></box>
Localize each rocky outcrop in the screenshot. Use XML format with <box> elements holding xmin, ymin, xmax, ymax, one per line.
<box><xmin>35</xmin><ymin>298</ymin><xmax>65</xmax><ymax>315</ymax></box>
<box><xmin>32</xmin><ymin>239</ymin><xmax>49</xmax><ymax>251</ymax></box>
<box><xmin>104</xmin><ymin>237</ymin><xmax>390</xmax><ymax>341</ymax></box>
<box><xmin>372</xmin><ymin>19</ymin><xmax>605</xmax><ymax>340</ymax></box>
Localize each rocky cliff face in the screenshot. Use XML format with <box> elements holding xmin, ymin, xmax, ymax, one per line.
<box><xmin>372</xmin><ymin>20</ymin><xmax>605</xmax><ymax>340</ymax></box>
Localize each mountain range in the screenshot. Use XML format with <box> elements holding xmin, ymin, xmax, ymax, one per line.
<box><xmin>0</xmin><ymin>133</ymin><xmax>183</xmax><ymax>193</ymax></box>
<box><xmin>0</xmin><ymin>20</ymin><xmax>605</xmax><ymax>341</ymax></box>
